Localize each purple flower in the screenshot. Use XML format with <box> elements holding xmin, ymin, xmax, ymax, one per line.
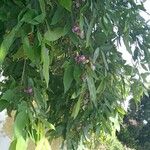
<box><xmin>24</xmin><ymin>87</ymin><xmax>33</xmax><ymax>94</ymax></box>
<box><xmin>75</xmin><ymin>55</ymin><xmax>89</xmax><ymax>64</ymax></box>
<box><xmin>72</xmin><ymin>25</ymin><xmax>81</xmax><ymax>34</ymax></box>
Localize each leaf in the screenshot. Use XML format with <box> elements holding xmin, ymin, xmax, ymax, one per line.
<box><xmin>41</xmin><ymin>43</ymin><xmax>49</xmax><ymax>88</ymax></box>
<box><xmin>86</xmin><ymin>73</ymin><xmax>97</xmax><ymax>107</ymax></box>
<box><xmin>86</xmin><ymin>17</ymin><xmax>95</xmax><ymax>48</ymax></box>
<box><xmin>34</xmin><ymin>88</ymin><xmax>45</xmax><ymax>108</ymax></box>
<box><xmin>101</xmin><ymin>51</ymin><xmax>109</xmax><ymax>70</ymax></box>
<box><xmin>22</xmin><ymin>35</ymin><xmax>34</xmax><ymax>62</ymax></box>
<box><xmin>14</xmin><ymin>110</ymin><xmax>29</xmax><ymax>138</ymax></box>
<box><xmin>44</xmin><ymin>27</ymin><xmax>65</xmax><ymax>42</ymax></box>
<box><xmin>39</xmin><ymin>0</ymin><xmax>46</xmax><ymax>15</ymax></box>
<box><xmin>73</xmin><ymin>65</ymin><xmax>82</xmax><ymax>83</ymax></box>
<box><xmin>13</xmin><ymin>47</ymin><xmax>25</xmax><ymax>60</ymax></box>
<box><xmin>93</xmin><ymin>47</ymin><xmax>100</xmax><ymax>63</ymax></box>
<box><xmin>96</xmin><ymin>78</ymin><xmax>106</xmax><ymax>95</ymax></box>
<box><xmin>71</xmin><ymin>98</ymin><xmax>81</xmax><ymax>119</ymax></box>
<box><xmin>9</xmin><ymin>139</ymin><xmax>17</xmax><ymax>150</ymax></box>
<box><xmin>0</xmin><ymin>23</ymin><xmax>22</xmax><ymax>65</ymax></box>
<box><xmin>51</xmin><ymin>6</ymin><xmax>64</xmax><ymax>25</ymax></box>
<box><xmin>1</xmin><ymin>89</ymin><xmax>14</xmax><ymax>101</ymax></box>
<box><xmin>63</xmin><ymin>63</ymin><xmax>73</xmax><ymax>93</ymax></box>
<box><xmin>16</xmin><ymin>137</ymin><xmax>28</xmax><ymax>150</ymax></box>
<box><xmin>41</xmin><ymin>119</ymin><xmax>55</xmax><ymax>130</ymax></box>
<box><xmin>0</xmin><ymin>100</ymin><xmax>9</xmax><ymax>112</ymax></box>
<box><xmin>58</xmin><ymin>0</ymin><xmax>72</xmax><ymax>12</ymax></box>
<box><xmin>123</xmin><ymin>36</ymin><xmax>132</xmax><ymax>54</ymax></box>
<box><xmin>116</xmin><ymin>106</ymin><xmax>126</xmax><ymax>115</ymax></box>
<box><xmin>71</xmin><ymin>83</ymin><xmax>85</xmax><ymax>119</ymax></box>
<box><xmin>21</xmin><ymin>9</ymin><xmax>38</xmax><ymax>24</ymax></box>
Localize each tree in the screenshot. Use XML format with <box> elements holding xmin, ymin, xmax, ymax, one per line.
<box><xmin>0</xmin><ymin>0</ymin><xmax>150</xmax><ymax>149</ymax></box>
<box><xmin>117</xmin><ymin>94</ymin><xmax>150</xmax><ymax>150</ymax></box>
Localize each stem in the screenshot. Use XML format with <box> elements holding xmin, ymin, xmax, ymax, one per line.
<box><xmin>21</xmin><ymin>59</ymin><xmax>26</xmax><ymax>85</ymax></box>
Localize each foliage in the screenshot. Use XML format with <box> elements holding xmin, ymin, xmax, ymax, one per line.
<box><xmin>0</xmin><ymin>0</ymin><xmax>150</xmax><ymax>149</ymax></box>
<box><xmin>117</xmin><ymin>94</ymin><xmax>150</xmax><ymax>150</ymax></box>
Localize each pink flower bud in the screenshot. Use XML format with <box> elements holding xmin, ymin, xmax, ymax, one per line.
<box><xmin>24</xmin><ymin>87</ymin><xmax>33</xmax><ymax>94</ymax></box>
<box><xmin>75</xmin><ymin>55</ymin><xmax>89</xmax><ymax>64</ymax></box>
<box><xmin>72</xmin><ymin>25</ymin><xmax>81</xmax><ymax>33</ymax></box>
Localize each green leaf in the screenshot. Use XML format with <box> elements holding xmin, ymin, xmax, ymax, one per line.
<box><xmin>96</xmin><ymin>78</ymin><xmax>106</xmax><ymax>95</ymax></box>
<box><xmin>86</xmin><ymin>73</ymin><xmax>97</xmax><ymax>107</ymax></box>
<box><xmin>123</xmin><ymin>36</ymin><xmax>132</xmax><ymax>54</ymax></box>
<box><xmin>0</xmin><ymin>100</ymin><xmax>9</xmax><ymax>112</ymax></box>
<box><xmin>44</xmin><ymin>27</ymin><xmax>65</xmax><ymax>42</ymax></box>
<box><xmin>41</xmin><ymin>43</ymin><xmax>50</xmax><ymax>88</ymax></box>
<box><xmin>73</xmin><ymin>65</ymin><xmax>82</xmax><ymax>83</ymax></box>
<box><xmin>58</xmin><ymin>0</ymin><xmax>72</xmax><ymax>12</ymax></box>
<box><xmin>34</xmin><ymin>88</ymin><xmax>45</xmax><ymax>108</ymax></box>
<box><xmin>22</xmin><ymin>35</ymin><xmax>34</xmax><ymax>62</ymax></box>
<box><xmin>63</xmin><ymin>63</ymin><xmax>73</xmax><ymax>93</ymax></box>
<box><xmin>39</xmin><ymin>0</ymin><xmax>46</xmax><ymax>15</ymax></box>
<box><xmin>41</xmin><ymin>119</ymin><xmax>55</xmax><ymax>130</ymax></box>
<box><xmin>1</xmin><ymin>89</ymin><xmax>14</xmax><ymax>101</ymax></box>
<box><xmin>9</xmin><ymin>139</ymin><xmax>17</xmax><ymax>150</ymax></box>
<box><xmin>16</xmin><ymin>137</ymin><xmax>28</xmax><ymax>150</ymax></box>
<box><xmin>71</xmin><ymin>98</ymin><xmax>81</xmax><ymax>119</ymax></box>
<box><xmin>21</xmin><ymin>9</ymin><xmax>38</xmax><ymax>25</ymax></box>
<box><xmin>13</xmin><ymin>47</ymin><xmax>25</xmax><ymax>60</ymax></box>
<box><xmin>51</xmin><ymin>6</ymin><xmax>64</xmax><ymax>25</ymax></box>
<box><xmin>71</xmin><ymin>83</ymin><xmax>86</xmax><ymax>119</ymax></box>
<box><xmin>101</xmin><ymin>51</ymin><xmax>109</xmax><ymax>70</ymax></box>
<box><xmin>14</xmin><ymin>110</ymin><xmax>29</xmax><ymax>138</ymax></box>
<box><xmin>93</xmin><ymin>47</ymin><xmax>100</xmax><ymax>63</ymax></box>
<box><xmin>0</xmin><ymin>23</ymin><xmax>22</xmax><ymax>64</ymax></box>
<box><xmin>86</xmin><ymin>13</ymin><xmax>95</xmax><ymax>48</ymax></box>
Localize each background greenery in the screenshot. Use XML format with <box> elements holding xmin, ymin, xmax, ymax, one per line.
<box><xmin>0</xmin><ymin>0</ymin><xmax>150</xmax><ymax>149</ymax></box>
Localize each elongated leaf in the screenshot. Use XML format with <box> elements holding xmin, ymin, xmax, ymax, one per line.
<box><xmin>41</xmin><ymin>43</ymin><xmax>49</xmax><ymax>88</ymax></box>
<box><xmin>39</xmin><ymin>0</ymin><xmax>46</xmax><ymax>15</ymax></box>
<box><xmin>71</xmin><ymin>98</ymin><xmax>81</xmax><ymax>119</ymax></box>
<box><xmin>93</xmin><ymin>48</ymin><xmax>100</xmax><ymax>63</ymax></box>
<box><xmin>14</xmin><ymin>110</ymin><xmax>29</xmax><ymax>138</ymax></box>
<box><xmin>123</xmin><ymin>36</ymin><xmax>132</xmax><ymax>54</ymax></box>
<box><xmin>44</xmin><ymin>27</ymin><xmax>65</xmax><ymax>42</ymax></box>
<box><xmin>41</xmin><ymin>119</ymin><xmax>55</xmax><ymax>130</ymax></box>
<box><xmin>86</xmin><ymin>73</ymin><xmax>97</xmax><ymax>107</ymax></box>
<box><xmin>0</xmin><ymin>100</ymin><xmax>9</xmax><ymax>112</ymax></box>
<box><xmin>0</xmin><ymin>23</ymin><xmax>22</xmax><ymax>64</ymax></box>
<box><xmin>63</xmin><ymin>63</ymin><xmax>73</xmax><ymax>93</ymax></box>
<box><xmin>73</xmin><ymin>65</ymin><xmax>82</xmax><ymax>83</ymax></box>
<box><xmin>58</xmin><ymin>0</ymin><xmax>72</xmax><ymax>12</ymax></box>
<box><xmin>86</xmin><ymin>17</ymin><xmax>95</xmax><ymax>48</ymax></box>
<box><xmin>16</xmin><ymin>137</ymin><xmax>27</xmax><ymax>150</ymax></box>
<box><xmin>71</xmin><ymin>83</ymin><xmax>86</xmax><ymax>119</ymax></box>
<box><xmin>51</xmin><ymin>6</ymin><xmax>64</xmax><ymax>25</ymax></box>
<box><xmin>22</xmin><ymin>35</ymin><xmax>34</xmax><ymax>61</ymax></box>
<box><xmin>97</xmin><ymin>78</ymin><xmax>106</xmax><ymax>94</ymax></box>
<box><xmin>9</xmin><ymin>139</ymin><xmax>17</xmax><ymax>150</ymax></box>
<box><xmin>1</xmin><ymin>89</ymin><xmax>14</xmax><ymax>101</ymax></box>
<box><xmin>101</xmin><ymin>51</ymin><xmax>109</xmax><ymax>70</ymax></box>
<box><xmin>34</xmin><ymin>88</ymin><xmax>44</xmax><ymax>108</ymax></box>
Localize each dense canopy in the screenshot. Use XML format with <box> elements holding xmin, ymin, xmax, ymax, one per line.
<box><xmin>0</xmin><ymin>0</ymin><xmax>150</xmax><ymax>149</ymax></box>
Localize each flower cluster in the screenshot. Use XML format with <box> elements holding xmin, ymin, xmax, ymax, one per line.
<box><xmin>75</xmin><ymin>54</ymin><xmax>89</xmax><ymax>64</ymax></box>
<box><xmin>72</xmin><ymin>25</ymin><xmax>84</xmax><ymax>39</ymax></box>
<box><xmin>24</xmin><ymin>87</ymin><xmax>33</xmax><ymax>95</ymax></box>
